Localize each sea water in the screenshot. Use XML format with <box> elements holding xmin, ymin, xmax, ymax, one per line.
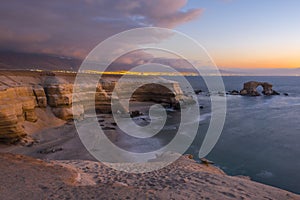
<box><xmin>183</xmin><ymin>76</ymin><xmax>300</xmax><ymax>194</ymax></box>
<box><xmin>117</xmin><ymin>76</ymin><xmax>299</xmax><ymax>193</ymax></box>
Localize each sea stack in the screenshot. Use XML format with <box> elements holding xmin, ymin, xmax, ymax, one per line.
<box><xmin>240</xmin><ymin>81</ymin><xmax>280</xmax><ymax>96</ymax></box>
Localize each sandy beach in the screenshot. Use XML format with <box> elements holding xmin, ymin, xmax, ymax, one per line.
<box><xmin>0</xmin><ymin>112</ymin><xmax>300</xmax><ymax>199</ymax></box>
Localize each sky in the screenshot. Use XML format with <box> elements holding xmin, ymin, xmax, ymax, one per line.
<box><xmin>177</xmin><ymin>0</ymin><xmax>300</xmax><ymax>69</ymax></box>
<box><xmin>1</xmin><ymin>0</ymin><xmax>300</xmax><ymax>70</ymax></box>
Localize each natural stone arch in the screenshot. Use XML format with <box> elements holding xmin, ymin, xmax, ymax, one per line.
<box><xmin>240</xmin><ymin>81</ymin><xmax>279</xmax><ymax>96</ymax></box>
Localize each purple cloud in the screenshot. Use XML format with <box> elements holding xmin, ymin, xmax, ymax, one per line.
<box><xmin>0</xmin><ymin>0</ymin><xmax>203</xmax><ymax>58</ymax></box>
<box><xmin>107</xmin><ymin>50</ymin><xmax>199</xmax><ymax>73</ymax></box>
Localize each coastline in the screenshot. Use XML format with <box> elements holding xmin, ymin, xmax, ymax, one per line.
<box><xmin>0</xmin><ymin>70</ymin><xmax>299</xmax><ymax>199</ymax></box>
<box><xmin>0</xmin><ymin>113</ymin><xmax>300</xmax><ymax>199</ymax></box>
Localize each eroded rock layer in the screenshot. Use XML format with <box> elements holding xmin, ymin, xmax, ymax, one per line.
<box><xmin>0</xmin><ymin>72</ymin><xmax>192</xmax><ymax>143</ymax></box>
<box><xmin>0</xmin><ymin>86</ymin><xmax>41</xmax><ymax>142</ymax></box>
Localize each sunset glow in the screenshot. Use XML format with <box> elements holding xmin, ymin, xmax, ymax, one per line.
<box><xmin>1</xmin><ymin>0</ymin><xmax>300</xmax><ymax>74</ymax></box>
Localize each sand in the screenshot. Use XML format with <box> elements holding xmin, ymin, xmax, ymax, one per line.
<box><xmin>0</xmin><ymin>111</ymin><xmax>299</xmax><ymax>199</ymax></box>
<box><xmin>0</xmin><ymin>153</ymin><xmax>299</xmax><ymax>200</ymax></box>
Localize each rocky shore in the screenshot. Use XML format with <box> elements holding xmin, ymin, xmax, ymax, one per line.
<box><xmin>1</xmin><ymin>71</ymin><xmax>299</xmax><ymax>199</ymax></box>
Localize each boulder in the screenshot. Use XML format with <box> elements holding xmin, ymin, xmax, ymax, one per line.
<box><xmin>52</xmin><ymin>104</ymin><xmax>84</xmax><ymax>121</ymax></box>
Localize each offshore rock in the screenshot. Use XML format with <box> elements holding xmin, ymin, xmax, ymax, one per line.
<box><xmin>240</xmin><ymin>81</ymin><xmax>279</xmax><ymax>96</ymax></box>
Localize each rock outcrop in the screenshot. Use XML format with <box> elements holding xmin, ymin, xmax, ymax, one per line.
<box><xmin>0</xmin><ymin>86</ymin><xmax>42</xmax><ymax>142</ymax></box>
<box><xmin>0</xmin><ymin>71</ymin><xmax>193</xmax><ymax>143</ymax></box>
<box><xmin>240</xmin><ymin>81</ymin><xmax>280</xmax><ymax>96</ymax></box>
<box><xmin>110</xmin><ymin>76</ymin><xmax>195</xmax><ymax>110</ymax></box>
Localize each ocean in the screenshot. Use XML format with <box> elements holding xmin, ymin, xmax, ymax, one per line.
<box><xmin>103</xmin><ymin>75</ymin><xmax>300</xmax><ymax>193</ymax></box>
<box><xmin>182</xmin><ymin>76</ymin><xmax>300</xmax><ymax>194</ymax></box>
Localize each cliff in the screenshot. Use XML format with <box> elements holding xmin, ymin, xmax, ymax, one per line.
<box><xmin>0</xmin><ymin>86</ymin><xmax>41</xmax><ymax>142</ymax></box>
<box><xmin>0</xmin><ymin>71</ymin><xmax>192</xmax><ymax>143</ymax></box>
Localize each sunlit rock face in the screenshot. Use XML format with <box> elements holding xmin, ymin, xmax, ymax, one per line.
<box><xmin>33</xmin><ymin>86</ymin><xmax>47</xmax><ymax>108</ymax></box>
<box><xmin>0</xmin><ymin>72</ymin><xmax>192</xmax><ymax>143</ymax></box>
<box><xmin>240</xmin><ymin>81</ymin><xmax>279</xmax><ymax>96</ymax></box>
<box><xmin>0</xmin><ymin>106</ymin><xmax>25</xmax><ymax>143</ymax></box>
<box><xmin>43</xmin><ymin>76</ymin><xmax>112</xmax><ymax>120</ymax></box>
<box><xmin>0</xmin><ymin>86</ymin><xmax>44</xmax><ymax>143</ymax></box>
<box><xmin>44</xmin><ymin>83</ymin><xmax>112</xmax><ymax>119</ymax></box>
<box><xmin>110</xmin><ymin>76</ymin><xmax>195</xmax><ymax>110</ymax></box>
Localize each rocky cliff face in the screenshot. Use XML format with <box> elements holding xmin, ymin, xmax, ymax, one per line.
<box><xmin>0</xmin><ymin>72</ymin><xmax>192</xmax><ymax>143</ymax></box>
<box><xmin>109</xmin><ymin>76</ymin><xmax>195</xmax><ymax>110</ymax></box>
<box><xmin>0</xmin><ymin>86</ymin><xmax>42</xmax><ymax>142</ymax></box>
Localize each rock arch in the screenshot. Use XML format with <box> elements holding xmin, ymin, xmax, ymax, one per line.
<box><xmin>240</xmin><ymin>81</ymin><xmax>279</xmax><ymax>96</ymax></box>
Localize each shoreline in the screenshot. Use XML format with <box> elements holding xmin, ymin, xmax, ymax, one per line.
<box><xmin>1</xmin><ymin>115</ymin><xmax>300</xmax><ymax>198</ymax></box>
<box><xmin>0</xmin><ymin>70</ymin><xmax>299</xmax><ymax>198</ymax></box>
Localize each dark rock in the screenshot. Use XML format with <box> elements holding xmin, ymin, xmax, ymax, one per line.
<box><xmin>200</xmin><ymin>158</ymin><xmax>214</xmax><ymax>165</ymax></box>
<box><xmin>194</xmin><ymin>89</ymin><xmax>202</xmax><ymax>95</ymax></box>
<box><xmin>38</xmin><ymin>147</ymin><xmax>63</xmax><ymax>154</ymax></box>
<box><xmin>271</xmin><ymin>90</ymin><xmax>280</xmax><ymax>95</ymax></box>
<box><xmin>130</xmin><ymin>110</ymin><xmax>143</xmax><ymax>118</ymax></box>
<box><xmin>284</xmin><ymin>93</ymin><xmax>289</xmax><ymax>96</ymax></box>
<box><xmin>102</xmin><ymin>127</ymin><xmax>116</xmax><ymax>130</ymax></box>
<box><xmin>229</xmin><ymin>90</ymin><xmax>240</xmax><ymax>95</ymax></box>
<box><xmin>173</xmin><ymin>102</ymin><xmax>180</xmax><ymax>110</ymax></box>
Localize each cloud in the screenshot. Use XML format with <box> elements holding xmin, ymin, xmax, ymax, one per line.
<box><xmin>0</xmin><ymin>0</ymin><xmax>203</xmax><ymax>58</ymax></box>
<box><xmin>107</xmin><ymin>50</ymin><xmax>199</xmax><ymax>73</ymax></box>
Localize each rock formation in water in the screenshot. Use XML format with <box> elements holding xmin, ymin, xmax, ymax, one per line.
<box><xmin>240</xmin><ymin>81</ymin><xmax>280</xmax><ymax>96</ymax></box>
<box><xmin>0</xmin><ymin>71</ymin><xmax>193</xmax><ymax>143</ymax></box>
